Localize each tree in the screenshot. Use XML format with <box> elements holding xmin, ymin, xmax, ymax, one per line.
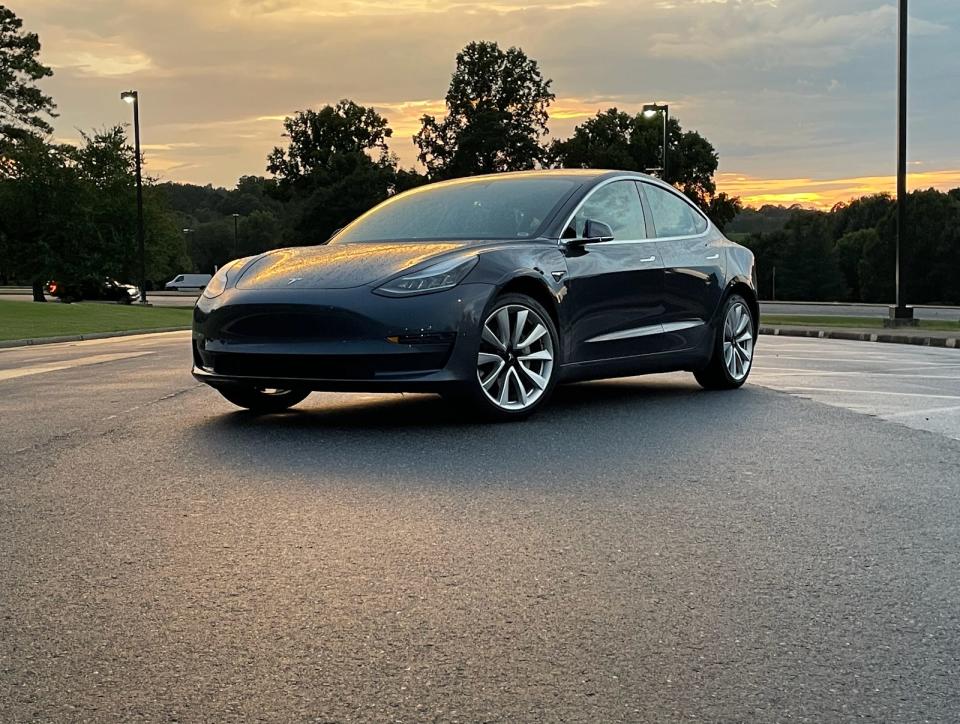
<box><xmin>0</xmin><ymin>135</ymin><xmax>81</xmax><ymax>298</ymax></box>
<box><xmin>267</xmin><ymin>101</ymin><xmax>398</xmax><ymax>244</ymax></box>
<box><xmin>0</xmin><ymin>5</ymin><xmax>56</xmax><ymax>138</ymax></box>
<box><xmin>551</xmin><ymin>108</ymin><xmax>741</xmax><ymax>229</ymax></box>
<box><xmin>414</xmin><ymin>41</ymin><xmax>554</xmax><ymax>178</ymax></box>
<box><xmin>0</xmin><ymin>126</ymin><xmax>188</xmax><ymax>297</ymax></box>
<box><xmin>267</xmin><ymin>100</ymin><xmax>393</xmax><ymax>190</ymax></box>
<box><xmin>834</xmin><ymin>229</ymin><xmax>877</xmax><ymax>302</ymax></box>
<box><xmin>864</xmin><ymin>189</ymin><xmax>960</xmax><ymax>305</ymax></box>
<box><xmin>741</xmin><ymin>210</ymin><xmax>845</xmax><ymax>301</ymax></box>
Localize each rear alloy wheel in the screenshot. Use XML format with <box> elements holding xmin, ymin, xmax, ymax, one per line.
<box><xmin>694</xmin><ymin>294</ymin><xmax>755</xmax><ymax>390</ymax></box>
<box><xmin>216</xmin><ymin>385</ymin><xmax>310</xmax><ymax>413</ymax></box>
<box><xmin>460</xmin><ymin>294</ymin><xmax>559</xmax><ymax>420</ymax></box>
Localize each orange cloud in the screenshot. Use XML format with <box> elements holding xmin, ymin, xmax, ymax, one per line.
<box><xmin>718</xmin><ymin>170</ymin><xmax>960</xmax><ymax>209</ymax></box>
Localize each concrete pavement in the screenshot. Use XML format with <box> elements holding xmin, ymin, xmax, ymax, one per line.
<box><xmin>2</xmin><ymin>332</ymin><xmax>959</xmax><ymax>722</ymax></box>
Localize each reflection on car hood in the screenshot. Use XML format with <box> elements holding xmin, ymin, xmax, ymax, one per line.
<box><xmin>235</xmin><ymin>242</ymin><xmax>473</xmax><ymax>290</ymax></box>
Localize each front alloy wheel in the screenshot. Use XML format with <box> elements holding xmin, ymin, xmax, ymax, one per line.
<box><xmin>462</xmin><ymin>294</ymin><xmax>558</xmax><ymax>419</ymax></box>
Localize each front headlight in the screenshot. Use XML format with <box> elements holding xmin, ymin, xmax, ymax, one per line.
<box><xmin>374</xmin><ymin>256</ymin><xmax>478</xmax><ymax>297</ymax></box>
<box><xmin>202</xmin><ymin>258</ymin><xmax>248</xmax><ymax>299</ymax></box>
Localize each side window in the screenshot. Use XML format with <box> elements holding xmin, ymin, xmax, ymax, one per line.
<box><xmin>644</xmin><ymin>183</ymin><xmax>705</xmax><ymax>238</ymax></box>
<box><xmin>568</xmin><ymin>180</ymin><xmax>646</xmax><ymax>240</ymax></box>
<box><xmin>174</xmin><ymin>275</ymin><xmax>184</xmax><ymax>282</ymax></box>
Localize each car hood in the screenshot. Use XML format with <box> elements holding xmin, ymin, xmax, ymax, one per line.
<box><xmin>235</xmin><ymin>241</ymin><xmax>474</xmax><ymax>290</ymax></box>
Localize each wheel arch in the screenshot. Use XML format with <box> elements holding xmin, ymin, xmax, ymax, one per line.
<box><xmin>495</xmin><ymin>275</ymin><xmax>562</xmax><ymax>335</ymax></box>
<box><xmin>723</xmin><ymin>278</ymin><xmax>759</xmax><ymax>328</ymax></box>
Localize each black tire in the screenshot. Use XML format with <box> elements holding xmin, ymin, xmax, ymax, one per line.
<box><xmin>694</xmin><ymin>293</ymin><xmax>756</xmax><ymax>390</ymax></box>
<box><xmin>216</xmin><ymin>385</ymin><xmax>310</xmax><ymax>413</ymax></box>
<box><xmin>451</xmin><ymin>292</ymin><xmax>560</xmax><ymax>422</ymax></box>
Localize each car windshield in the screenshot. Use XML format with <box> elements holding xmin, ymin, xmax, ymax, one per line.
<box><xmin>333</xmin><ymin>176</ymin><xmax>579</xmax><ymax>243</ymax></box>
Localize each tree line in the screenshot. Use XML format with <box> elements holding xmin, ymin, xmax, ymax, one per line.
<box><xmin>727</xmin><ymin>191</ymin><xmax>960</xmax><ymax>304</ymax></box>
<box><xmin>3</xmin><ymin>4</ymin><xmax>954</xmax><ymax>306</ymax></box>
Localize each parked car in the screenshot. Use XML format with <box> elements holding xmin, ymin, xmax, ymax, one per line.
<box><xmin>192</xmin><ymin>169</ymin><xmax>758</xmax><ymax>420</ymax></box>
<box><xmin>46</xmin><ymin>277</ymin><xmax>141</xmax><ymax>304</ymax></box>
<box><xmin>165</xmin><ymin>273</ymin><xmax>211</xmax><ymax>291</ymax></box>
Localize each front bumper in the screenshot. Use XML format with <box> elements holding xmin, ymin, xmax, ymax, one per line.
<box><xmin>191</xmin><ymin>283</ymin><xmax>494</xmax><ymax>392</ymax></box>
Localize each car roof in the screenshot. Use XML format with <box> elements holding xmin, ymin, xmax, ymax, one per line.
<box><xmin>423</xmin><ymin>168</ymin><xmax>659</xmax><ymax>187</ymax></box>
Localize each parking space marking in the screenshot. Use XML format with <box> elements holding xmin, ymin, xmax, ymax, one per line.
<box><xmin>756</xmin><ymin>367</ymin><xmax>960</xmax><ymax>379</ymax></box>
<box><xmin>884</xmin><ymin>404</ymin><xmax>960</xmax><ymax>418</ymax></box>
<box><xmin>0</xmin><ymin>352</ymin><xmax>155</xmax><ymax>382</ymax></box>
<box><xmin>771</xmin><ymin>386</ymin><xmax>960</xmax><ymax>400</ymax></box>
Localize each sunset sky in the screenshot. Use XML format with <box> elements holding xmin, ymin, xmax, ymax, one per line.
<box><xmin>16</xmin><ymin>0</ymin><xmax>960</xmax><ymax>209</ymax></box>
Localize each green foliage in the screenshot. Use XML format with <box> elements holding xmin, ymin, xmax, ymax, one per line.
<box><xmin>725</xmin><ymin>205</ymin><xmax>798</xmax><ymax>235</ymax></box>
<box><xmin>740</xmin><ymin>188</ymin><xmax>960</xmax><ymax>304</ymax></box>
<box><xmin>0</xmin><ymin>127</ymin><xmax>188</xmax><ymax>289</ymax></box>
<box><xmin>834</xmin><ymin>229</ymin><xmax>877</xmax><ymax>301</ymax></box>
<box><xmin>0</xmin><ymin>5</ymin><xmax>56</xmax><ymax>138</ymax></box>
<box><xmin>550</xmin><ymin>108</ymin><xmax>739</xmax><ymax>228</ymax></box>
<box><xmin>415</xmin><ymin>41</ymin><xmax>554</xmax><ymax>178</ymax></box>
<box><xmin>267</xmin><ymin>100</ymin><xmax>393</xmax><ymax>189</ymax></box>
<box><xmin>742</xmin><ymin>211</ymin><xmax>845</xmax><ymax>302</ymax></box>
<box><xmin>267</xmin><ymin>101</ymin><xmax>398</xmax><ymax>244</ymax></box>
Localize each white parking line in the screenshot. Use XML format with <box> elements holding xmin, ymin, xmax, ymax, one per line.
<box><xmin>755</xmin><ymin>367</ymin><xmax>960</xmax><ymax>379</ymax></box>
<box><xmin>772</xmin><ymin>386</ymin><xmax>960</xmax><ymax>400</ymax></box>
<box><xmin>884</xmin><ymin>404</ymin><xmax>960</xmax><ymax>418</ymax></box>
<box><xmin>0</xmin><ymin>352</ymin><xmax>155</xmax><ymax>382</ymax></box>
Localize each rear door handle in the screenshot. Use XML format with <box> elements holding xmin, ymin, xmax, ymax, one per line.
<box><xmin>640</xmin><ymin>256</ymin><xmax>656</xmax><ymax>263</ymax></box>
<box><xmin>706</xmin><ymin>253</ymin><xmax>719</xmax><ymax>260</ymax></box>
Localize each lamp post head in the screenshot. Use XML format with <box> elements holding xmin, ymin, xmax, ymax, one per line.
<box><xmin>121</xmin><ymin>90</ymin><xmax>138</xmax><ymax>104</ymax></box>
<box><xmin>643</xmin><ymin>102</ymin><xmax>668</xmax><ymax>117</ymax></box>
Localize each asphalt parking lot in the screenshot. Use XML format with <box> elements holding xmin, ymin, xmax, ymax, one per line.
<box><xmin>2</xmin><ymin>332</ymin><xmax>959</xmax><ymax>721</ymax></box>
<box><xmin>751</xmin><ymin>336</ymin><xmax>960</xmax><ymax>441</ymax></box>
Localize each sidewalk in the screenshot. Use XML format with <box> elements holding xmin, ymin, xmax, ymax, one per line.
<box><xmin>759</xmin><ymin>324</ymin><xmax>959</xmax><ymax>348</ymax></box>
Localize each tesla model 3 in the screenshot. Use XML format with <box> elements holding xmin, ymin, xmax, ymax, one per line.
<box><xmin>192</xmin><ymin>170</ymin><xmax>758</xmax><ymax>419</ymax></box>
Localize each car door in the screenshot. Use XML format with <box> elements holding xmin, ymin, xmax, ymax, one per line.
<box><xmin>640</xmin><ymin>181</ymin><xmax>725</xmax><ymax>351</ymax></box>
<box><xmin>561</xmin><ymin>179</ymin><xmax>667</xmax><ymax>363</ymax></box>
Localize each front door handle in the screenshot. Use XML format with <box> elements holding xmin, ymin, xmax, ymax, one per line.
<box><xmin>706</xmin><ymin>253</ymin><xmax>719</xmax><ymax>260</ymax></box>
<box><xmin>640</xmin><ymin>256</ymin><xmax>656</xmax><ymax>263</ymax></box>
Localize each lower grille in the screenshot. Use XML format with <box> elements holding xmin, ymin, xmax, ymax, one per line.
<box><xmin>207</xmin><ymin>351</ymin><xmax>450</xmax><ymax>379</ymax></box>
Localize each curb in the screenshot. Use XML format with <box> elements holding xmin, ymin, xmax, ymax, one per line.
<box><xmin>760</xmin><ymin>325</ymin><xmax>959</xmax><ymax>349</ymax></box>
<box><xmin>0</xmin><ymin>326</ymin><xmax>190</xmax><ymax>349</ymax></box>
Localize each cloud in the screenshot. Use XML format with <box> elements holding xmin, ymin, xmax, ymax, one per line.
<box><xmin>718</xmin><ymin>169</ymin><xmax>960</xmax><ymax>209</ymax></box>
<box><xmin>17</xmin><ymin>0</ymin><xmax>959</xmax><ymax>191</ymax></box>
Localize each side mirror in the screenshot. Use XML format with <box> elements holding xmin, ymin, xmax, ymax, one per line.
<box><xmin>583</xmin><ymin>219</ymin><xmax>615</xmax><ymax>242</ymax></box>
<box><xmin>563</xmin><ymin>219</ymin><xmax>615</xmax><ymax>249</ymax></box>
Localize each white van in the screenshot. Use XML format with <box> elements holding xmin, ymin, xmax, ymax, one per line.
<box><xmin>165</xmin><ymin>273</ymin><xmax>212</xmax><ymax>291</ymax></box>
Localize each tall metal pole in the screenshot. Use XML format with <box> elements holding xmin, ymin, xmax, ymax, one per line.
<box><xmin>128</xmin><ymin>93</ymin><xmax>147</xmax><ymax>305</ymax></box>
<box><xmin>662</xmin><ymin>106</ymin><xmax>669</xmax><ymax>182</ymax></box>
<box><xmin>895</xmin><ymin>0</ymin><xmax>909</xmax><ymax>317</ymax></box>
<box><xmin>232</xmin><ymin>213</ymin><xmax>239</xmax><ymax>259</ymax></box>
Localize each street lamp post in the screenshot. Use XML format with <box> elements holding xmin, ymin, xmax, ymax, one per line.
<box><xmin>643</xmin><ymin>103</ymin><xmax>669</xmax><ymax>180</ymax></box>
<box><xmin>121</xmin><ymin>90</ymin><xmax>147</xmax><ymax>305</ymax></box>
<box><xmin>890</xmin><ymin>0</ymin><xmax>915</xmax><ymax>325</ymax></box>
<box><xmin>232</xmin><ymin>213</ymin><xmax>240</xmax><ymax>259</ymax></box>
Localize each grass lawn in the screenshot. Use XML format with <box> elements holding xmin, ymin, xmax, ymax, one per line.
<box><xmin>761</xmin><ymin>314</ymin><xmax>959</xmax><ymax>332</ymax></box>
<box><xmin>0</xmin><ymin>299</ymin><xmax>193</xmax><ymax>341</ymax></box>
